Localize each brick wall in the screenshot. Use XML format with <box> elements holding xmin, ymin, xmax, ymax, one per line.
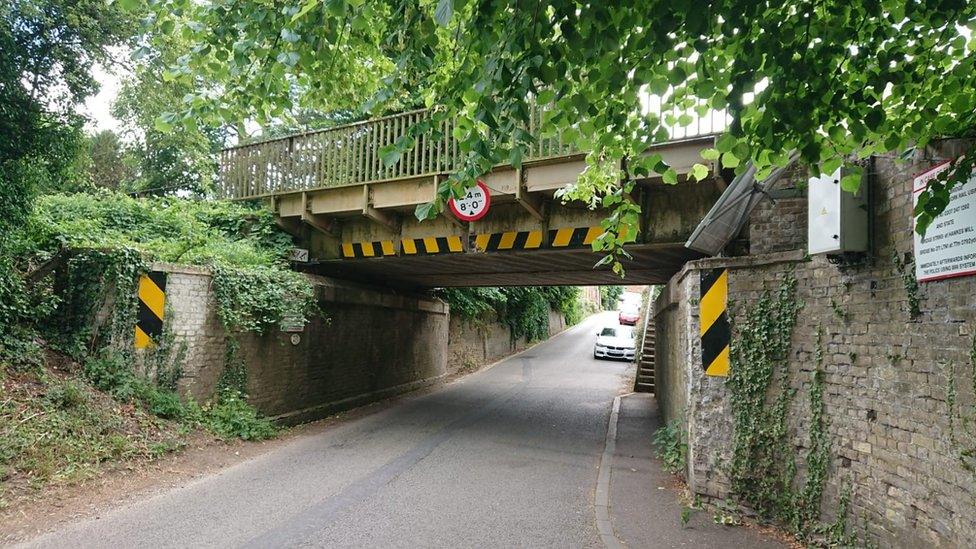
<box><xmin>155</xmin><ymin>266</ymin><xmax>450</xmax><ymax>424</ymax></box>
<box><xmin>654</xmin><ymin>138</ymin><xmax>976</xmax><ymax>547</ymax></box>
<box><xmin>747</xmin><ymin>165</ymin><xmax>808</xmax><ymax>254</ymax></box>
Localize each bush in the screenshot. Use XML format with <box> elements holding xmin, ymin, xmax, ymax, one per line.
<box><xmin>653</xmin><ymin>420</ymin><xmax>687</xmax><ymax>476</ymax></box>
<box><xmin>84</xmin><ymin>352</ymin><xmax>136</xmax><ymax>396</ymax></box>
<box><xmin>135</xmin><ymin>383</ymin><xmax>186</xmax><ymax>420</ymax></box>
<box><xmin>46</xmin><ymin>380</ymin><xmax>88</xmax><ymax>410</ymax></box>
<box><xmin>202</xmin><ymin>391</ymin><xmax>277</xmax><ymax>441</ymax></box>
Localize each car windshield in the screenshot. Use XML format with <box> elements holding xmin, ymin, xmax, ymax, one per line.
<box><xmin>600</xmin><ymin>327</ymin><xmax>618</xmax><ymax>337</ymax></box>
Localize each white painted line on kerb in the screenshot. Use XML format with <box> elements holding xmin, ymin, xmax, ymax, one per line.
<box><xmin>595</xmin><ymin>394</ymin><xmax>625</xmax><ymax>549</ymax></box>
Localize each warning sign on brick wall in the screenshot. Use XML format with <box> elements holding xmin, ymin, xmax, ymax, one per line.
<box><xmin>913</xmin><ymin>162</ymin><xmax>976</xmax><ymax>283</ymax></box>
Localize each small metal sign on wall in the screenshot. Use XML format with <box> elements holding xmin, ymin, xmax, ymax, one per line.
<box><xmin>699</xmin><ymin>268</ymin><xmax>730</xmax><ymax>377</ymax></box>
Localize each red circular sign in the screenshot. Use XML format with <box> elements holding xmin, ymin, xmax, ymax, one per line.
<box><xmin>448</xmin><ymin>180</ymin><xmax>491</xmax><ymax>222</ymax></box>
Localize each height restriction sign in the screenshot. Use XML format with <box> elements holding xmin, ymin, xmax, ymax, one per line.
<box><xmin>449</xmin><ymin>180</ymin><xmax>491</xmax><ymax>222</ymax></box>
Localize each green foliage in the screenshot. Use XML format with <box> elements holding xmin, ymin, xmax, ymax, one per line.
<box><xmin>197</xmin><ymin>391</ymin><xmax>277</xmax><ymax>441</ymax></box>
<box><xmin>727</xmin><ymin>272</ymin><xmax>799</xmax><ymax>520</ymax></box>
<box><xmin>0</xmin><ymin>0</ymin><xmax>135</xmax><ymax>233</ymax></box>
<box><xmin>0</xmin><ymin>368</ymin><xmax>186</xmax><ymax>499</ymax></box>
<box><xmin>211</xmin><ymin>264</ymin><xmax>318</xmax><ymax>335</ymax></box>
<box><xmin>438</xmin><ymin>286</ymin><xmax>584</xmax><ymax>341</ymax></box>
<box><xmin>727</xmin><ymin>272</ymin><xmax>846</xmax><ymax>542</ymax></box>
<box><xmin>437</xmin><ymin>287</ymin><xmax>506</xmax><ymax>320</ymax></box>
<box><xmin>652</xmin><ymin>420</ymin><xmax>687</xmax><ymax>476</ymax></box>
<box><xmin>15</xmin><ymin>192</ymin><xmax>293</xmax><ymax>268</ymax></box>
<box><xmin>599</xmin><ymin>286</ymin><xmax>624</xmax><ymax>310</ymax></box>
<box><xmin>148</xmin><ymin>0</ymin><xmax>976</xmax><ymax>270</ymax></box>
<box><xmin>793</xmin><ymin>325</ymin><xmax>831</xmax><ymax>537</ymax></box>
<box><xmin>114</xmin><ymin>28</ymin><xmax>229</xmax><ymax>196</ymax></box>
<box><xmin>0</xmin><ymin>192</ymin><xmax>294</xmax><ymax>459</ymax></box>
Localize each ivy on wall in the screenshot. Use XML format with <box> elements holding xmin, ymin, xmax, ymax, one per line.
<box><xmin>726</xmin><ymin>270</ymin><xmax>852</xmax><ymax>543</ymax></box>
<box><xmin>0</xmin><ymin>191</ymin><xmax>308</xmax><ymax>441</ymax></box>
<box><xmin>943</xmin><ymin>333</ymin><xmax>976</xmax><ymax>472</ymax></box>
<box><xmin>437</xmin><ymin>286</ymin><xmax>584</xmax><ymax>342</ymax></box>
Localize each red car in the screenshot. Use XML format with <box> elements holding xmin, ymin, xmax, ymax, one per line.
<box><xmin>618</xmin><ymin>308</ymin><xmax>640</xmax><ymax>326</ymax></box>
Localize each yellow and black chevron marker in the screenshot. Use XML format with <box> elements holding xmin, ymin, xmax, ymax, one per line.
<box><xmin>341</xmin><ymin>240</ymin><xmax>397</xmax><ymax>258</ymax></box>
<box><xmin>134</xmin><ymin>271</ymin><xmax>166</xmax><ymax>349</ymax></box>
<box><xmin>548</xmin><ymin>226</ymin><xmax>603</xmax><ymax>248</ymax></box>
<box><xmin>700</xmin><ymin>268</ymin><xmax>730</xmax><ymax>377</ymax></box>
<box><xmin>474</xmin><ymin>230</ymin><xmax>544</xmax><ymax>252</ymax></box>
<box><xmin>401</xmin><ymin>236</ymin><xmax>464</xmax><ymax>255</ymax></box>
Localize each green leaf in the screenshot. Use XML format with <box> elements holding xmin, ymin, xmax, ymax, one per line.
<box><xmin>721</xmin><ymin>152</ymin><xmax>740</xmax><ymax>169</ymax></box>
<box><xmin>415</xmin><ymin>202</ymin><xmax>436</xmax><ymax>221</ymax></box>
<box><xmin>131</xmin><ymin>46</ymin><xmax>151</xmax><ymax>61</ymax></box>
<box><xmin>820</xmin><ymin>158</ymin><xmax>843</xmax><ymax>176</ymax></box>
<box><xmin>154</xmin><ymin>117</ymin><xmax>174</xmax><ymax>133</ymax></box>
<box><xmin>292</xmin><ymin>0</ymin><xmax>321</xmax><ymax>21</ymax></box>
<box><xmin>864</xmin><ymin>108</ymin><xmax>885</xmax><ymax>131</ymax></box>
<box><xmin>715</xmin><ymin>134</ymin><xmax>736</xmax><ymax>153</ymax></box>
<box><xmin>280</xmin><ymin>29</ymin><xmax>301</xmax><ymax>43</ymax></box>
<box><xmin>690</xmin><ymin>163</ymin><xmax>709</xmax><ymax>181</ymax></box>
<box><xmin>379</xmin><ymin>145</ymin><xmax>401</xmax><ymax>168</ymax></box>
<box><xmin>701</xmin><ymin>148</ymin><xmax>720</xmax><ymax>160</ymax></box>
<box><xmin>840</xmin><ymin>172</ymin><xmax>862</xmax><ymax>193</ymax></box>
<box><xmin>434</xmin><ymin>0</ymin><xmax>453</xmax><ymax>26</ymax></box>
<box><xmin>662</xmin><ymin>168</ymin><xmax>678</xmax><ymax>184</ymax></box>
<box><xmin>509</xmin><ymin>147</ymin><xmax>523</xmax><ymax>169</ymax></box>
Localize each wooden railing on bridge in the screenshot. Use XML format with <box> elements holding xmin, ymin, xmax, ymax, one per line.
<box><xmin>218</xmin><ymin>102</ymin><xmax>728</xmax><ymax>200</ymax></box>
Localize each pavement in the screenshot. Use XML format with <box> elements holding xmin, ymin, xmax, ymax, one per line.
<box><xmin>18</xmin><ymin>312</ymin><xmax>783</xmax><ymax>548</ymax></box>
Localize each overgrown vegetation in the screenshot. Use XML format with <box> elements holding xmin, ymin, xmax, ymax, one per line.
<box><xmin>0</xmin><ymin>192</ymin><xmax>312</xmax><ymax>502</ymax></box>
<box><xmin>438</xmin><ymin>286</ymin><xmax>584</xmax><ymax>342</ymax></box>
<box><xmin>652</xmin><ymin>420</ymin><xmax>687</xmax><ymax>476</ymax></box>
<box><xmin>599</xmin><ymin>286</ymin><xmax>624</xmax><ymax>310</ymax></box>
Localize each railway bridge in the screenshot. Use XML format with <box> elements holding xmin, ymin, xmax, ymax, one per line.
<box><xmin>219</xmin><ymin>106</ymin><xmax>731</xmax><ymax>288</ymax></box>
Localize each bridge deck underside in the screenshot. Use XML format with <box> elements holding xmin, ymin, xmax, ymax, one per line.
<box><xmin>308</xmin><ymin>244</ymin><xmax>703</xmax><ymax>288</ymax></box>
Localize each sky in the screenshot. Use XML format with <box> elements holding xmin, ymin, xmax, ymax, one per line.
<box><xmin>78</xmin><ymin>63</ymin><xmax>125</xmax><ymax>133</ymax></box>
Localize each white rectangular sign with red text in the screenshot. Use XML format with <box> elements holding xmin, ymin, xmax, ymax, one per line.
<box><xmin>913</xmin><ymin>162</ymin><xmax>976</xmax><ymax>282</ymax></box>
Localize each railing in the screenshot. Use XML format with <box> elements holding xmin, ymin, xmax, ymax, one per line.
<box><xmin>218</xmin><ymin>101</ymin><xmax>728</xmax><ymax>200</ymax></box>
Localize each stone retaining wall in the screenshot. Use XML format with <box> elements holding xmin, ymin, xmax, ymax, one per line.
<box><xmin>156</xmin><ymin>266</ymin><xmax>449</xmax><ymax>424</ymax></box>
<box><xmin>447</xmin><ymin>308</ymin><xmax>567</xmax><ymax>374</ymax></box>
<box><xmin>654</xmin><ymin>138</ymin><xmax>976</xmax><ymax>547</ymax></box>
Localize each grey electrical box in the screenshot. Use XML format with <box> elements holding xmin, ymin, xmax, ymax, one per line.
<box><xmin>807</xmin><ymin>168</ymin><xmax>868</xmax><ymax>255</ymax></box>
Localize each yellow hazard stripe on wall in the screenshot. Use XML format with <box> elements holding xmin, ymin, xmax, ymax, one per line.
<box><xmin>548</xmin><ymin>226</ymin><xmax>602</xmax><ymax>248</ymax></box>
<box><xmin>474</xmin><ymin>230</ymin><xmax>545</xmax><ymax>252</ymax></box>
<box><xmin>340</xmin><ymin>240</ymin><xmax>398</xmax><ymax>259</ymax></box>
<box><xmin>474</xmin><ymin>227</ymin><xmax>602</xmax><ymax>252</ymax></box>
<box><xmin>400</xmin><ymin>236</ymin><xmax>464</xmax><ymax>255</ymax></box>
<box><xmin>700</xmin><ymin>268</ymin><xmax>730</xmax><ymax>377</ymax></box>
<box><xmin>135</xmin><ymin>272</ymin><xmax>167</xmax><ymax>349</ymax></box>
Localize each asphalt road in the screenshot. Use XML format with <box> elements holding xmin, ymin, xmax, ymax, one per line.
<box><xmin>22</xmin><ymin>312</ymin><xmax>635</xmax><ymax>548</ymax></box>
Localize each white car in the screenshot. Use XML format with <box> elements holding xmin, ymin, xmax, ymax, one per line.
<box><xmin>593</xmin><ymin>326</ymin><xmax>636</xmax><ymax>361</ymax></box>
